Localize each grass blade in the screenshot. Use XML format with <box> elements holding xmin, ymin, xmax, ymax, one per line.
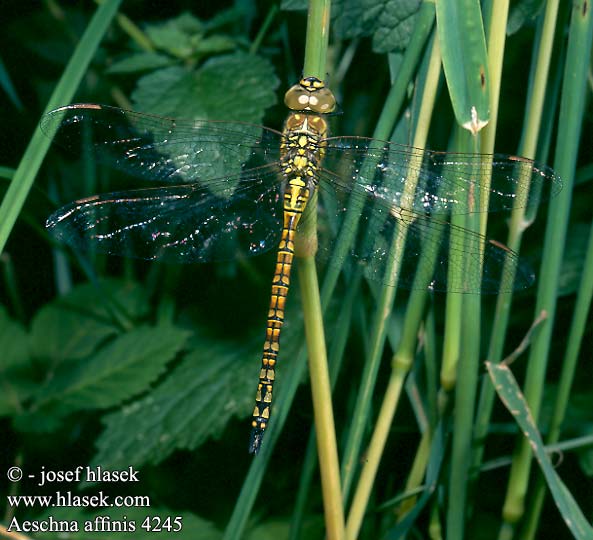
<box><xmin>436</xmin><ymin>0</ymin><xmax>489</xmax><ymax>133</ymax></box>
<box><xmin>487</xmin><ymin>361</ymin><xmax>593</xmax><ymax>540</ymax></box>
<box><xmin>0</xmin><ymin>0</ymin><xmax>122</xmax><ymax>254</ymax></box>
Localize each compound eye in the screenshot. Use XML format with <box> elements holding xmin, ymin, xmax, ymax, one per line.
<box><xmin>310</xmin><ymin>88</ymin><xmax>336</xmax><ymax>113</ymax></box>
<box><xmin>284</xmin><ymin>80</ymin><xmax>337</xmax><ymax>113</ymax></box>
<box><xmin>284</xmin><ymin>85</ymin><xmax>311</xmax><ymax>111</ymax></box>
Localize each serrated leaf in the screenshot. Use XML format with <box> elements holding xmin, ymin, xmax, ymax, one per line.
<box><xmin>487</xmin><ymin>362</ymin><xmax>593</xmax><ymax>540</ymax></box>
<box><xmin>131</xmin><ymin>52</ymin><xmax>279</xmax><ymax>194</ymax></box>
<box><xmin>194</xmin><ymin>34</ymin><xmax>237</xmax><ymax>55</ymax></box>
<box><xmin>332</xmin><ymin>0</ymin><xmax>422</xmax><ymax>53</ymax></box>
<box><xmin>35</xmin><ymin>506</ymin><xmax>222</xmax><ymax>540</ymax></box>
<box><xmin>131</xmin><ymin>52</ymin><xmax>279</xmax><ymax>122</ymax></box>
<box><xmin>144</xmin><ymin>12</ymin><xmax>204</xmax><ymax>59</ymax></box>
<box><xmin>106</xmin><ymin>52</ymin><xmax>174</xmax><ymax>74</ymax></box>
<box><xmin>30</xmin><ymin>279</ymin><xmax>150</xmax><ymax>365</ymax></box>
<box><xmin>33</xmin><ymin>325</ymin><xmax>190</xmax><ymax>414</ymax></box>
<box><xmin>92</xmin><ymin>335</ymin><xmax>259</xmax><ymax>468</ymax></box>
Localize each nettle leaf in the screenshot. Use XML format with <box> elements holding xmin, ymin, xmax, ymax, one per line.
<box><xmin>144</xmin><ymin>12</ymin><xmax>204</xmax><ymax>58</ymax></box>
<box><xmin>283</xmin><ymin>0</ymin><xmax>421</xmax><ymax>53</ymax></box>
<box><xmin>131</xmin><ymin>51</ymin><xmax>279</xmax><ymax>122</ymax></box>
<box><xmin>92</xmin><ymin>334</ymin><xmax>259</xmax><ymax>468</ymax></box>
<box><xmin>32</xmin><ymin>325</ymin><xmax>190</xmax><ymax>414</ymax></box>
<box><xmin>30</xmin><ymin>279</ymin><xmax>150</xmax><ymax>365</ymax></box>
<box><xmin>194</xmin><ymin>34</ymin><xmax>238</xmax><ymax>55</ymax></box>
<box><xmin>337</xmin><ymin>0</ymin><xmax>422</xmax><ymax>53</ymax></box>
<box><xmin>131</xmin><ymin>52</ymin><xmax>278</xmax><ymax>193</ymax></box>
<box><xmin>107</xmin><ymin>52</ymin><xmax>174</xmax><ymax>74</ymax></box>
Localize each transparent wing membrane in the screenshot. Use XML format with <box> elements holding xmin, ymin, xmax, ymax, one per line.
<box><xmin>322</xmin><ymin>137</ymin><xmax>561</xmax><ymax>214</ymax></box>
<box><xmin>41</xmin><ymin>104</ymin><xmax>283</xmax><ymax>187</ymax></box>
<box><xmin>310</xmin><ymin>181</ymin><xmax>535</xmax><ymax>293</ymax></box>
<box><xmin>43</xmin><ymin>103</ymin><xmax>561</xmax><ymax>292</ymax></box>
<box><xmin>47</xmin><ymin>168</ymin><xmax>284</xmax><ymax>263</ymax></box>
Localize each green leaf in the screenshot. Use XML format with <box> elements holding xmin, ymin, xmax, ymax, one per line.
<box><xmin>131</xmin><ymin>52</ymin><xmax>279</xmax><ymax>122</ymax></box>
<box><xmin>106</xmin><ymin>52</ymin><xmax>174</xmax><ymax>74</ymax></box>
<box><xmin>92</xmin><ymin>334</ymin><xmax>261</xmax><ymax>469</ymax></box>
<box><xmin>144</xmin><ymin>12</ymin><xmax>204</xmax><ymax>59</ymax></box>
<box><xmin>436</xmin><ymin>0</ymin><xmax>490</xmax><ymax>132</ymax></box>
<box><xmin>487</xmin><ymin>362</ymin><xmax>593</xmax><ymax>540</ymax></box>
<box><xmin>194</xmin><ymin>34</ymin><xmax>238</xmax><ymax>55</ymax></box>
<box><xmin>131</xmin><ymin>52</ymin><xmax>279</xmax><ymax>194</ymax></box>
<box><xmin>30</xmin><ymin>279</ymin><xmax>150</xmax><ymax>365</ymax></box>
<box><xmin>32</xmin><ymin>325</ymin><xmax>190</xmax><ymax>414</ymax></box>
<box><xmin>0</xmin><ymin>306</ymin><xmax>34</xmax><ymax>416</ymax></box>
<box><xmin>318</xmin><ymin>0</ymin><xmax>423</xmax><ymax>53</ymax></box>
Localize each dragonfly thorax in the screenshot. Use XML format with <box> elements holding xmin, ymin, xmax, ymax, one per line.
<box><xmin>280</xmin><ymin>112</ymin><xmax>328</xmax><ymax>181</ymax></box>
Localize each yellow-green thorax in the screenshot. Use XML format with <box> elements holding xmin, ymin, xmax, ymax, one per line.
<box><xmin>279</xmin><ymin>76</ymin><xmax>336</xmax><ymax>216</ymax></box>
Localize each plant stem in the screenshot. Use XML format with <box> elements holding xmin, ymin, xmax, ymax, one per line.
<box><xmin>298</xmin><ymin>257</ymin><xmax>345</xmax><ymax>540</ymax></box>
<box><xmin>344</xmin><ymin>31</ymin><xmax>442</xmax><ymax>538</ymax></box>
<box><xmin>472</xmin><ymin>0</ymin><xmax>559</xmax><ymax>496</ymax></box>
<box><xmin>501</xmin><ymin>0</ymin><xmax>592</xmax><ymax>528</ymax></box>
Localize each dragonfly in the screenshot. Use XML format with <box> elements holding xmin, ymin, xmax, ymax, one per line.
<box><xmin>41</xmin><ymin>77</ymin><xmax>560</xmax><ymax>454</ymax></box>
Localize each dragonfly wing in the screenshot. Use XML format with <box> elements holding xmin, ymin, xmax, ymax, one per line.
<box><xmin>322</xmin><ymin>136</ymin><xmax>561</xmax><ymax>214</ymax></box>
<box><xmin>47</xmin><ymin>165</ymin><xmax>284</xmax><ymax>263</ymax></box>
<box><xmin>41</xmin><ymin>104</ymin><xmax>283</xmax><ymax>189</ymax></box>
<box><xmin>312</xmin><ymin>177</ymin><xmax>534</xmax><ymax>293</ymax></box>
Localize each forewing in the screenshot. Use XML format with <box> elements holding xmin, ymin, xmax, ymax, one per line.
<box><xmin>322</xmin><ymin>136</ymin><xmax>561</xmax><ymax>214</ymax></box>
<box><xmin>47</xmin><ymin>165</ymin><xmax>284</xmax><ymax>263</ymax></box>
<box><xmin>41</xmin><ymin>104</ymin><xmax>283</xmax><ymax>191</ymax></box>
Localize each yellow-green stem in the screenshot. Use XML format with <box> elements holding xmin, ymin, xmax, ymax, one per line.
<box><xmin>298</xmin><ymin>256</ymin><xmax>344</xmax><ymax>540</ymax></box>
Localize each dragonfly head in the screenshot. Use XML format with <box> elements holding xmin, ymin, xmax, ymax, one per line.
<box><xmin>284</xmin><ymin>77</ymin><xmax>337</xmax><ymax>114</ymax></box>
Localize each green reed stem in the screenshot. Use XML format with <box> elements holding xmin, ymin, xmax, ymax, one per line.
<box><xmin>523</xmin><ymin>221</ymin><xmax>593</xmax><ymax>540</ymax></box>
<box><xmin>344</xmin><ymin>31</ymin><xmax>441</xmax><ymax>539</ymax></box>
<box><xmin>289</xmin><ymin>273</ymin><xmax>359</xmax><ymax>540</ymax></box>
<box><xmin>445</xmin><ymin>132</ymin><xmax>482</xmax><ymax>540</ymax></box>
<box><xmin>298</xmin><ymin>257</ymin><xmax>345</xmax><ymax>540</ymax></box>
<box><xmin>226</xmin><ymin>1</ymin><xmax>335</xmax><ymax>535</ymax></box>
<box><xmin>303</xmin><ymin>0</ymin><xmax>331</xmax><ymax>78</ymax></box>
<box><xmin>299</xmin><ymin>2</ymin><xmax>346</xmax><ymax>539</ymax></box>
<box><xmin>0</xmin><ymin>0</ymin><xmax>122</xmax><ymax>255</ymax></box>
<box><xmin>320</xmin><ymin>1</ymin><xmax>435</xmax><ymax>306</ymax></box>
<box><xmin>472</xmin><ymin>0</ymin><xmax>558</xmax><ymax>495</ymax></box>
<box><xmin>501</xmin><ymin>0</ymin><xmax>592</xmax><ymax>530</ymax></box>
